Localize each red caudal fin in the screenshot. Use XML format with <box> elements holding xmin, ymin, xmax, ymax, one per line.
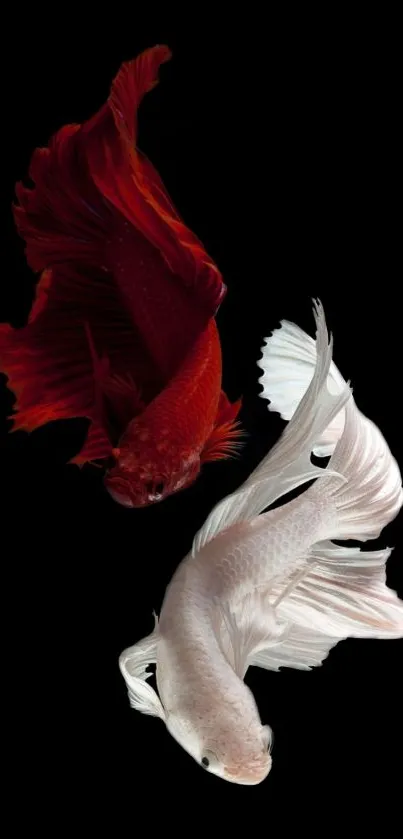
<box><xmin>85</xmin><ymin>46</ymin><xmax>226</xmax><ymax>314</ymax></box>
<box><xmin>0</xmin><ymin>264</ymin><xmax>158</xmax><ymax>464</ymax></box>
<box><xmin>11</xmin><ymin>46</ymin><xmax>226</xmax><ymax>385</ymax></box>
<box><xmin>201</xmin><ymin>393</ymin><xmax>244</xmax><ymax>463</ymax></box>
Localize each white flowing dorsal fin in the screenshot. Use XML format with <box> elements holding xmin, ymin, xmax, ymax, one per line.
<box><xmin>192</xmin><ymin>300</ymin><xmax>351</xmax><ymax>556</ymax></box>
<box><xmin>248</xmin><ymin>541</ymin><xmax>403</xmax><ymax>674</ymax></box>
<box><xmin>119</xmin><ymin>615</ymin><xmax>166</xmax><ymax>719</ymax></box>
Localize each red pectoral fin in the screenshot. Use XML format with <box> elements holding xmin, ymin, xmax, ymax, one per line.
<box><xmin>201</xmin><ymin>393</ymin><xmax>244</xmax><ymax>463</ymax></box>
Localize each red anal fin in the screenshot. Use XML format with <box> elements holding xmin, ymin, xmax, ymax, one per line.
<box><xmin>0</xmin><ymin>264</ymin><xmax>162</xmax><ymax>460</ymax></box>
<box><xmin>201</xmin><ymin>394</ymin><xmax>244</xmax><ymax>463</ymax></box>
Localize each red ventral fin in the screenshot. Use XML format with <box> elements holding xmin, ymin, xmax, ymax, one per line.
<box><xmin>84</xmin><ymin>322</ymin><xmax>145</xmax><ymax>445</ymax></box>
<box><xmin>70</xmin><ymin>421</ymin><xmax>113</xmax><ymax>467</ymax></box>
<box><xmin>201</xmin><ymin>393</ymin><xmax>244</xmax><ymax>463</ymax></box>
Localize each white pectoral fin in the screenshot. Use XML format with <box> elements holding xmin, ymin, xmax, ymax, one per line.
<box><xmin>192</xmin><ymin>300</ymin><xmax>351</xmax><ymax>556</ymax></box>
<box><xmin>119</xmin><ymin>618</ymin><xmax>166</xmax><ymax>720</ymax></box>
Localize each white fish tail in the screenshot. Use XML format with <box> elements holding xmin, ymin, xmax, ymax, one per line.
<box><xmin>255</xmin><ymin>302</ymin><xmax>403</xmax><ymax>649</ymax></box>
<box><xmin>259</xmin><ymin>302</ymin><xmax>403</xmax><ymax>542</ymax></box>
<box><xmin>259</xmin><ymin>309</ymin><xmax>346</xmax><ymax>457</ymax></box>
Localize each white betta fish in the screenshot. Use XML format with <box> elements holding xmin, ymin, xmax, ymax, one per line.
<box><xmin>119</xmin><ymin>300</ymin><xmax>403</xmax><ymax>785</ymax></box>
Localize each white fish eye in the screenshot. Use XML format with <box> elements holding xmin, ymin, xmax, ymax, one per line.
<box><xmin>201</xmin><ymin>749</ymin><xmax>220</xmax><ymax>769</ymax></box>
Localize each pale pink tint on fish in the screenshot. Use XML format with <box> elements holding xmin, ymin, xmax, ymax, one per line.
<box><xmin>118</xmin><ymin>301</ymin><xmax>403</xmax><ymax>784</ymax></box>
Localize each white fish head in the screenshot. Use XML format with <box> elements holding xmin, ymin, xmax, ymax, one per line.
<box><xmin>165</xmin><ymin>707</ymin><xmax>273</xmax><ymax>785</ymax></box>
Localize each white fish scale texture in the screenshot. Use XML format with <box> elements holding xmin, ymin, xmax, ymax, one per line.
<box><xmin>208</xmin><ymin>496</ymin><xmax>329</xmax><ymax>600</ymax></box>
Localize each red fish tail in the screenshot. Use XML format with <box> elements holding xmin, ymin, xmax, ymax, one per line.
<box><xmin>12</xmin><ymin>46</ymin><xmax>226</xmax><ymax>384</ymax></box>
<box><xmin>13</xmin><ymin>127</ymin><xmax>112</xmax><ymax>274</ymax></box>
<box><xmin>12</xmin><ymin>47</ymin><xmax>174</xmax><ymax>277</ymax></box>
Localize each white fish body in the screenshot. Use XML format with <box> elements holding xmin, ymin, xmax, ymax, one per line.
<box><xmin>119</xmin><ymin>301</ymin><xmax>403</xmax><ymax>785</ymax></box>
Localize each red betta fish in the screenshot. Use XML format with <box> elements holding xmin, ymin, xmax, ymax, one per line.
<box><xmin>0</xmin><ymin>46</ymin><xmax>242</xmax><ymax>508</ymax></box>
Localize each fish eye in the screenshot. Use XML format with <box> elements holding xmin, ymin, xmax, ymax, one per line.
<box><xmin>201</xmin><ymin>749</ymin><xmax>219</xmax><ymax>769</ymax></box>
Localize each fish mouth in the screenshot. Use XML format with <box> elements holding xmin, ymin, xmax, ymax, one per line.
<box><xmin>223</xmin><ymin>757</ymin><xmax>272</xmax><ymax>786</ymax></box>
<box><xmin>104</xmin><ymin>476</ymin><xmax>135</xmax><ymax>507</ymax></box>
<box><xmin>104</xmin><ymin>475</ymin><xmax>165</xmax><ymax>508</ymax></box>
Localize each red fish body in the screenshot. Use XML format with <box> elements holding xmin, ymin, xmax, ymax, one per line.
<box><xmin>0</xmin><ymin>46</ymin><xmax>242</xmax><ymax>507</ymax></box>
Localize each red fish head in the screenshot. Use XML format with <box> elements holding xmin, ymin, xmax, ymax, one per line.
<box><xmin>103</xmin><ymin>424</ymin><xmax>201</xmax><ymax>508</ymax></box>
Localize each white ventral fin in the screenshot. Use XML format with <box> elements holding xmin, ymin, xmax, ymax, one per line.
<box><xmin>119</xmin><ymin>616</ymin><xmax>166</xmax><ymax>719</ymax></box>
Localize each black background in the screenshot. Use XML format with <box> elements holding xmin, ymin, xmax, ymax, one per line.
<box><xmin>2</xmin><ymin>13</ymin><xmax>402</xmax><ymax>832</ymax></box>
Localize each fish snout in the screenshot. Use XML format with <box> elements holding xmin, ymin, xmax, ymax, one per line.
<box><xmin>104</xmin><ymin>475</ymin><xmax>135</xmax><ymax>507</ymax></box>
<box><xmin>224</xmin><ymin>754</ymin><xmax>272</xmax><ymax>785</ymax></box>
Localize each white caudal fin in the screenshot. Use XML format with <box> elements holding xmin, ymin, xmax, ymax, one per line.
<box><xmin>258</xmin><ymin>303</ymin><xmax>402</xmax><ymax>542</ymax></box>
<box><xmin>192</xmin><ymin>300</ymin><xmax>351</xmax><ymax>555</ymax></box>
<box><xmin>258</xmin><ymin>317</ymin><xmax>347</xmax><ymax>457</ymax></box>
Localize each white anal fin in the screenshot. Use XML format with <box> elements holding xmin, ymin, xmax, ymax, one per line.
<box><xmin>276</xmin><ymin>542</ymin><xmax>403</xmax><ymax>640</ymax></box>
<box><xmin>250</xmin><ymin>626</ymin><xmax>339</xmax><ymax>671</ymax></box>
<box><xmin>248</xmin><ymin>542</ymin><xmax>403</xmax><ymax>673</ymax></box>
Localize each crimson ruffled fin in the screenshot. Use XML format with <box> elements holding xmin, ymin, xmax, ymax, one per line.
<box><xmin>109</xmin><ymin>45</ymin><xmax>172</xmax><ymax>147</ymax></box>
<box><xmin>0</xmin><ymin>262</ymin><xmax>156</xmax><ymax>464</ymax></box>
<box><xmin>201</xmin><ymin>395</ymin><xmax>244</xmax><ymax>463</ymax></box>
<box><xmin>12</xmin><ymin>123</ymin><xmax>107</xmax><ymax>274</ymax></box>
<box><xmin>84</xmin><ymin>46</ymin><xmax>226</xmax><ymax>319</ymax></box>
<box><xmin>2</xmin><ymin>46</ymin><xmax>227</xmax><ymax>471</ymax></box>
